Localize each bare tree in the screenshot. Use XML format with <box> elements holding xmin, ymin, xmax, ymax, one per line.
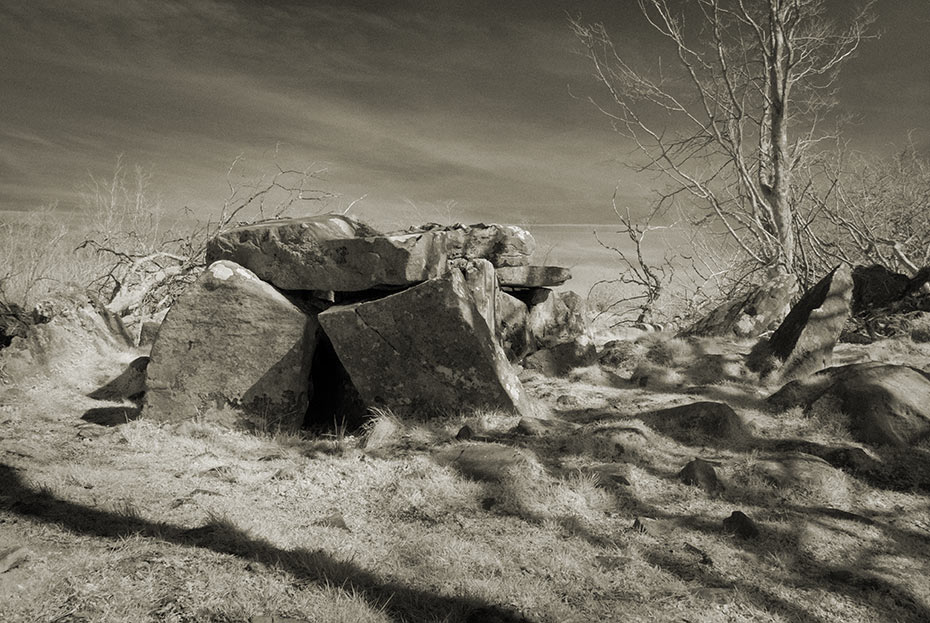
<box><xmin>572</xmin><ymin>0</ymin><xmax>875</xmax><ymax>280</ymax></box>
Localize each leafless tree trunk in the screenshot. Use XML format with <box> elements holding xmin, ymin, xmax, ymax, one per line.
<box><xmin>572</xmin><ymin>0</ymin><xmax>875</xmax><ymax>279</ymax></box>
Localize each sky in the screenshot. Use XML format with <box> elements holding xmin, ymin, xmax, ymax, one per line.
<box><xmin>1</xmin><ymin>0</ymin><xmax>928</xmax><ymax>234</ymax></box>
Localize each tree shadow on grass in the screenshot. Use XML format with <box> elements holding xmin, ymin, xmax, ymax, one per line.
<box><xmin>0</xmin><ymin>464</ymin><xmax>529</xmax><ymax>623</ymax></box>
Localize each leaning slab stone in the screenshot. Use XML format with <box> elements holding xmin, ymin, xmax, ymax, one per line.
<box><xmin>496</xmin><ymin>290</ymin><xmax>530</xmax><ymax>362</ymax></box>
<box><xmin>143</xmin><ymin>260</ymin><xmax>318</xmax><ymax>430</ymax></box>
<box><xmin>451</xmin><ymin>258</ymin><xmax>497</xmax><ymax>332</ymax></box>
<box><xmin>209</xmin><ymin>215</ymin><xmax>451</xmax><ymax>292</ymax></box>
<box><xmin>747</xmin><ymin>266</ymin><xmax>853</xmax><ymax>381</ymax></box>
<box><xmin>496</xmin><ymin>265</ymin><xmax>571</xmax><ymax>288</ymax></box>
<box><xmin>318</xmin><ymin>270</ymin><xmax>534</xmax><ymax>416</ymax></box>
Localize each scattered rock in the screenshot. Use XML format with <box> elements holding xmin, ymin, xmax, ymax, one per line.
<box><xmin>455</xmin><ymin>425</ymin><xmax>475</xmax><ymax>441</ymax></box>
<box><xmin>769</xmin><ymin>363</ymin><xmax>930</xmax><ymax>446</ymax></box>
<box><xmin>632</xmin><ymin>516</ymin><xmax>676</xmax><ymax>537</ymax></box>
<box><xmin>522</xmin><ymin>336</ymin><xmax>597</xmax><ymax>377</ymax></box>
<box><xmin>314</xmin><ymin>512</ymin><xmax>350</xmax><ymax>531</ymax></box>
<box><xmin>143</xmin><ymin>261</ymin><xmax>317</xmax><ymax>430</ymax></box>
<box><xmin>555</xmin><ymin>393</ymin><xmax>582</xmax><ymax>408</ymax></box>
<box><xmin>512</xmin><ymin>416</ymin><xmax>578</xmax><ymax>436</ymax></box>
<box><xmin>677</xmin><ymin>459</ymin><xmax>724</xmax><ymax>495</ymax></box>
<box><xmin>464</xmin><ymin>605</ymin><xmax>531</xmax><ymax>623</ymax></box>
<box><xmin>747</xmin><ymin>265</ymin><xmax>853</xmax><ymax>381</ymax></box>
<box><xmin>319</xmin><ymin>271</ymin><xmax>535</xmax><ymax>417</ymax></box>
<box><xmin>495</xmin><ymin>265</ymin><xmax>571</xmax><ymax>288</ymax></box>
<box><xmin>680</xmin><ymin>273</ymin><xmax>797</xmax><ymax>338</ymax></box>
<box><xmin>0</xmin><ymin>545</ymin><xmax>30</xmax><ymax>573</ymax></box>
<box><xmin>597</xmin><ymin>339</ymin><xmax>646</xmax><ymax>369</ymax></box>
<box><xmin>649</xmin><ymin>401</ymin><xmax>748</xmax><ymax>442</ymax></box>
<box><xmin>722</xmin><ymin>511</ymin><xmax>759</xmax><ymax>539</ymax></box>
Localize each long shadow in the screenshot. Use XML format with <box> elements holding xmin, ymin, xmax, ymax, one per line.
<box><xmin>0</xmin><ymin>464</ymin><xmax>529</xmax><ymax>623</ymax></box>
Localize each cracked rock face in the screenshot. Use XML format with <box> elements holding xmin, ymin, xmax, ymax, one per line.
<box><xmin>317</xmin><ymin>270</ymin><xmax>535</xmax><ymax>417</ymax></box>
<box><xmin>143</xmin><ymin>260</ymin><xmax>318</xmax><ymax>430</ymax></box>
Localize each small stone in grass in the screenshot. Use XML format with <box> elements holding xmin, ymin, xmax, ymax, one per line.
<box><xmin>723</xmin><ymin>510</ymin><xmax>759</xmax><ymax>539</ymax></box>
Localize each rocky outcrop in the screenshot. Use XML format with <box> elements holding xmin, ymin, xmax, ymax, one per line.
<box><xmin>769</xmin><ymin>362</ymin><xmax>930</xmax><ymax>446</ymax></box>
<box><xmin>143</xmin><ymin>261</ymin><xmax>318</xmax><ymax>431</ymax></box>
<box><xmin>144</xmin><ymin>217</ymin><xmax>583</xmax><ymax>429</ymax></box>
<box><xmin>747</xmin><ymin>266</ymin><xmax>853</xmax><ymax>381</ymax></box>
<box><xmin>317</xmin><ymin>270</ymin><xmax>535</xmax><ymax>417</ymax></box>
<box><xmin>680</xmin><ymin>273</ymin><xmax>796</xmax><ymax>338</ymax></box>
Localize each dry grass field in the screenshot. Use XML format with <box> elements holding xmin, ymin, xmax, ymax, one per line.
<box><xmin>2</xmin><ymin>325</ymin><xmax>930</xmax><ymax>623</ymax></box>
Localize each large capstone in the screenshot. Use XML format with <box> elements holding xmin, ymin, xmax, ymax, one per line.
<box><xmin>143</xmin><ymin>260</ymin><xmax>318</xmax><ymax>430</ymax></box>
<box><xmin>317</xmin><ymin>270</ymin><xmax>534</xmax><ymax>416</ymax></box>
<box><xmin>207</xmin><ymin>215</ymin><xmax>455</xmax><ymax>292</ymax></box>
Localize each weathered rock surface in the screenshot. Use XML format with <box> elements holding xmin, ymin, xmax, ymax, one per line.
<box><xmin>649</xmin><ymin>401</ymin><xmax>748</xmax><ymax>442</ymax></box>
<box><xmin>747</xmin><ymin>266</ymin><xmax>853</xmax><ymax>380</ymax></box>
<box><xmin>205</xmin><ymin>214</ymin><xmax>374</xmax><ymax>287</ymax></box>
<box><xmin>495</xmin><ymin>290</ymin><xmax>530</xmax><ymax>362</ymax></box>
<box><xmin>455</xmin><ymin>258</ymin><xmax>497</xmax><ymax>332</ymax></box>
<box><xmin>677</xmin><ymin>459</ymin><xmax>724</xmax><ymax>494</ymax></box>
<box><xmin>0</xmin><ymin>289</ymin><xmax>132</xmax><ymax>384</ymax></box>
<box><xmin>723</xmin><ymin>511</ymin><xmax>759</xmax><ymax>539</ymax></box>
<box><xmin>439</xmin><ymin>223</ymin><xmax>536</xmax><ymax>267</ymax></box>
<box><xmin>769</xmin><ymin>362</ymin><xmax>930</xmax><ymax>446</ymax></box>
<box><xmin>144</xmin><ymin>261</ymin><xmax>318</xmax><ymax>430</ymax></box>
<box><xmin>318</xmin><ymin>270</ymin><xmax>534</xmax><ymax>416</ymax></box>
<box><xmin>526</xmin><ymin>289</ymin><xmax>589</xmax><ymax>352</ymax></box>
<box><xmin>215</xmin><ymin>223</ymin><xmax>449</xmax><ymax>292</ymax></box>
<box><xmin>496</xmin><ymin>265</ymin><xmax>571</xmax><ymax>288</ymax></box>
<box><xmin>680</xmin><ymin>273</ymin><xmax>797</xmax><ymax>338</ymax></box>
<box><xmin>523</xmin><ymin>336</ymin><xmax>597</xmax><ymax>377</ymax></box>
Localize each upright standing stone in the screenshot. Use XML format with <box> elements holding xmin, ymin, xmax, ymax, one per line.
<box><xmin>317</xmin><ymin>271</ymin><xmax>534</xmax><ymax>416</ymax></box>
<box><xmin>454</xmin><ymin>258</ymin><xmax>497</xmax><ymax>332</ymax></box>
<box><xmin>680</xmin><ymin>273</ymin><xmax>797</xmax><ymax>338</ymax></box>
<box><xmin>143</xmin><ymin>261</ymin><xmax>318</xmax><ymax>430</ymax></box>
<box><xmin>525</xmin><ymin>289</ymin><xmax>590</xmax><ymax>352</ymax></box>
<box><xmin>747</xmin><ymin>266</ymin><xmax>853</xmax><ymax>381</ymax></box>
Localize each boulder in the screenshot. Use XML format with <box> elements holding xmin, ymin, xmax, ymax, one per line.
<box><xmin>680</xmin><ymin>273</ymin><xmax>797</xmax><ymax>338</ymax></box>
<box><xmin>317</xmin><ymin>270</ymin><xmax>534</xmax><ymax>416</ymax></box>
<box><xmin>143</xmin><ymin>261</ymin><xmax>318</xmax><ymax>430</ymax></box>
<box><xmin>649</xmin><ymin>401</ymin><xmax>748</xmax><ymax>442</ymax></box>
<box><xmin>747</xmin><ymin>266</ymin><xmax>853</xmax><ymax>381</ymax></box>
<box><xmin>769</xmin><ymin>362</ymin><xmax>930</xmax><ymax>447</ymax></box>
<box><xmin>0</xmin><ymin>289</ymin><xmax>133</xmax><ymax>385</ymax></box>
<box><xmin>525</xmin><ymin>289</ymin><xmax>589</xmax><ymax>352</ymax></box>
<box><xmin>495</xmin><ymin>265</ymin><xmax>571</xmax><ymax>288</ymax></box>
<box><xmin>722</xmin><ymin>511</ymin><xmax>759</xmax><ymax>539</ymax></box>
<box><xmin>677</xmin><ymin>458</ymin><xmax>724</xmax><ymax>494</ymax></box>
<box><xmin>523</xmin><ymin>336</ymin><xmax>597</xmax><ymax>377</ymax></box>
<box><xmin>495</xmin><ymin>290</ymin><xmax>530</xmax><ymax>361</ymax></box>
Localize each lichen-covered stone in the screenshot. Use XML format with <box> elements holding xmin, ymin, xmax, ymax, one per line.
<box><xmin>143</xmin><ymin>260</ymin><xmax>317</xmax><ymax>430</ymax></box>
<box><xmin>318</xmin><ymin>270</ymin><xmax>534</xmax><ymax>416</ymax></box>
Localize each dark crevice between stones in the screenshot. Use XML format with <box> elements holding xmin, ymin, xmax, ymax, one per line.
<box><xmin>304</xmin><ymin>330</ymin><xmax>368</xmax><ymax>433</ymax></box>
